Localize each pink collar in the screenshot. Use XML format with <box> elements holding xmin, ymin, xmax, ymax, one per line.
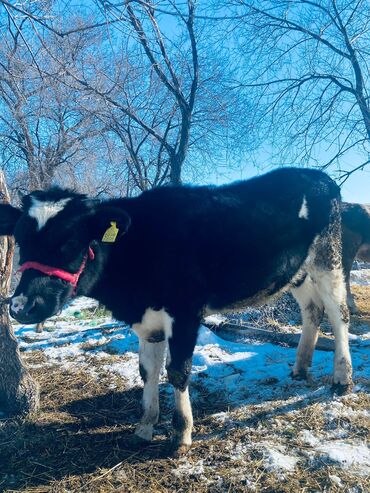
<box><xmin>18</xmin><ymin>247</ymin><xmax>95</xmax><ymax>296</ymax></box>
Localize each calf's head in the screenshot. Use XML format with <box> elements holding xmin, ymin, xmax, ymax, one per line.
<box><xmin>0</xmin><ymin>188</ymin><xmax>130</xmax><ymax>324</ymax></box>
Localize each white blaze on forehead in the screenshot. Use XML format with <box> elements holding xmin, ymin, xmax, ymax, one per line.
<box><xmin>28</xmin><ymin>197</ymin><xmax>71</xmax><ymax>230</ymax></box>
<box><xmin>298</xmin><ymin>195</ymin><xmax>309</xmax><ymax>220</ymax></box>
<box><xmin>11</xmin><ymin>294</ymin><xmax>28</xmax><ymax>314</ymax></box>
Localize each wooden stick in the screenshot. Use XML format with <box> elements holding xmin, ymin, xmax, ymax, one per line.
<box><xmin>203</xmin><ymin>321</ymin><xmax>336</xmax><ymax>351</ymax></box>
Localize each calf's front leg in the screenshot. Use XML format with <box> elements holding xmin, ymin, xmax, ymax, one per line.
<box><xmin>166</xmin><ymin>315</ymin><xmax>199</xmax><ymax>457</ymax></box>
<box><xmin>135</xmin><ymin>338</ymin><xmax>166</xmax><ymax>441</ymax></box>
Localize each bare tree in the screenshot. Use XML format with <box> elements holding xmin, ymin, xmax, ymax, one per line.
<box><xmin>10</xmin><ymin>0</ymin><xmax>203</xmax><ymax>186</ymax></box>
<box><xmin>0</xmin><ymin>0</ymin><xmax>244</xmax><ymax>191</ymax></box>
<box><xmin>0</xmin><ymin>170</ymin><xmax>39</xmax><ymax>415</ymax></box>
<box><xmin>54</xmin><ymin>0</ymin><xmax>200</xmax><ymax>186</ymax></box>
<box><xmin>225</xmin><ymin>0</ymin><xmax>370</xmax><ymax>181</ymax></box>
<box><xmin>0</xmin><ymin>3</ymin><xmax>108</xmax><ymax>192</ymax></box>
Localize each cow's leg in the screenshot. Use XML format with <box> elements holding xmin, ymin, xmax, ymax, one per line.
<box><xmin>166</xmin><ymin>315</ymin><xmax>199</xmax><ymax>457</ymax></box>
<box><xmin>312</xmin><ymin>267</ymin><xmax>352</xmax><ymax>390</ymax></box>
<box><xmin>134</xmin><ymin>338</ymin><xmax>166</xmax><ymax>441</ymax></box>
<box><xmin>345</xmin><ymin>275</ymin><xmax>357</xmax><ymax>315</ymax></box>
<box><xmin>307</xmin><ymin>201</ymin><xmax>353</xmax><ymax>391</ymax></box>
<box><xmin>291</xmin><ymin>276</ymin><xmax>324</xmax><ymax>379</ymax></box>
<box><xmin>36</xmin><ymin>322</ymin><xmax>44</xmax><ymax>333</ymax></box>
<box><xmin>292</xmin><ymin>200</ymin><xmax>353</xmax><ymax>391</ymax></box>
<box><xmin>342</xmin><ymin>251</ymin><xmax>358</xmax><ymax>314</ymax></box>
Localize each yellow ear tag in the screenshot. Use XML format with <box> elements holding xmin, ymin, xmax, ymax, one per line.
<box><xmin>102</xmin><ymin>221</ymin><xmax>119</xmax><ymax>243</ymax></box>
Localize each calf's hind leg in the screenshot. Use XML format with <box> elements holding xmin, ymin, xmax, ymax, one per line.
<box><xmin>308</xmin><ymin>206</ymin><xmax>352</xmax><ymax>391</ymax></box>
<box><xmin>312</xmin><ymin>267</ymin><xmax>352</xmax><ymax>391</ymax></box>
<box><xmin>291</xmin><ymin>276</ymin><xmax>324</xmax><ymax>380</ymax></box>
<box><xmin>292</xmin><ymin>197</ymin><xmax>352</xmax><ymax>391</ymax></box>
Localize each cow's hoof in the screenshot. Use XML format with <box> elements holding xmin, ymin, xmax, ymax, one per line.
<box><xmin>290</xmin><ymin>369</ymin><xmax>308</xmax><ymax>381</ymax></box>
<box><xmin>332</xmin><ymin>382</ymin><xmax>352</xmax><ymax>396</ymax></box>
<box><xmin>169</xmin><ymin>442</ymin><xmax>192</xmax><ymax>458</ymax></box>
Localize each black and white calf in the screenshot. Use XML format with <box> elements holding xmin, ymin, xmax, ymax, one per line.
<box><xmin>0</xmin><ymin>168</ymin><xmax>352</xmax><ymax>456</ymax></box>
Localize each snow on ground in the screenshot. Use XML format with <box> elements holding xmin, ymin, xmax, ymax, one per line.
<box><xmin>350</xmin><ymin>268</ymin><xmax>370</xmax><ymax>286</ymax></box>
<box><xmin>11</xmin><ymin>290</ymin><xmax>370</xmax><ymax>480</ymax></box>
<box><xmin>262</xmin><ymin>445</ymin><xmax>298</xmax><ymax>473</ymax></box>
<box><xmin>316</xmin><ymin>441</ymin><xmax>370</xmax><ymax>473</ymax></box>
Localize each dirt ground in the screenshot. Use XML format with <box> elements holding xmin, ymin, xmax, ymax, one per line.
<box><xmin>0</xmin><ymin>289</ymin><xmax>369</xmax><ymax>493</ymax></box>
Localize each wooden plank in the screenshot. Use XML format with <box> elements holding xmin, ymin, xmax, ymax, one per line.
<box><xmin>203</xmin><ymin>321</ymin><xmax>336</xmax><ymax>351</ymax></box>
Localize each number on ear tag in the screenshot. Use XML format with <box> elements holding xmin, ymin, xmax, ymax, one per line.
<box><xmin>102</xmin><ymin>221</ymin><xmax>119</xmax><ymax>243</ymax></box>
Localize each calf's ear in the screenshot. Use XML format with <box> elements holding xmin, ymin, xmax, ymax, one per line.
<box><xmin>87</xmin><ymin>206</ymin><xmax>131</xmax><ymax>243</ymax></box>
<box><xmin>0</xmin><ymin>204</ymin><xmax>22</xmax><ymax>235</ymax></box>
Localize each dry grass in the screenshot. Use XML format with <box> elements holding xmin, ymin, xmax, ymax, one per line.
<box><xmin>0</xmin><ymin>289</ymin><xmax>369</xmax><ymax>492</ymax></box>
<box><xmin>352</xmin><ymin>285</ymin><xmax>370</xmax><ymax>319</ymax></box>
<box><xmin>1</xmin><ymin>356</ymin><xmax>368</xmax><ymax>493</ymax></box>
<box><xmin>0</xmin><ymin>354</ymin><xmax>368</xmax><ymax>492</ymax></box>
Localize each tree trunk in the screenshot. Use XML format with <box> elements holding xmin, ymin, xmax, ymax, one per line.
<box><xmin>0</xmin><ymin>171</ymin><xmax>39</xmax><ymax>416</ymax></box>
<box><xmin>169</xmin><ymin>106</ymin><xmax>192</xmax><ymax>186</ymax></box>
<box><xmin>169</xmin><ymin>154</ymin><xmax>183</xmax><ymax>185</ymax></box>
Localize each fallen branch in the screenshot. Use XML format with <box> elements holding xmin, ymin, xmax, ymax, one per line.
<box><xmin>204</xmin><ymin>321</ymin><xmax>336</xmax><ymax>352</ymax></box>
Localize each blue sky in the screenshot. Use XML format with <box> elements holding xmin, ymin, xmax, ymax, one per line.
<box><xmin>59</xmin><ymin>1</ymin><xmax>370</xmax><ymax>205</ymax></box>
<box><xmin>2</xmin><ymin>0</ymin><xmax>368</xmax><ymax>203</ymax></box>
<box><xmin>338</xmin><ymin>170</ymin><xmax>369</xmax><ymax>203</ymax></box>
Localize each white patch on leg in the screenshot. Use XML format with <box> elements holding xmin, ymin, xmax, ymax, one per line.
<box><xmin>298</xmin><ymin>195</ymin><xmax>309</xmax><ymax>220</ymax></box>
<box><xmin>132</xmin><ymin>308</ymin><xmax>173</xmax><ymax>341</ymax></box>
<box><xmin>11</xmin><ymin>294</ymin><xmax>28</xmax><ymax>314</ymax></box>
<box><xmin>28</xmin><ymin>197</ymin><xmax>71</xmax><ymax>230</ymax></box>
<box><xmin>291</xmin><ymin>276</ymin><xmax>323</xmax><ymax>376</ymax></box>
<box><xmin>134</xmin><ymin>338</ymin><xmax>166</xmax><ymax>441</ymax></box>
<box><xmin>310</xmin><ymin>267</ymin><xmax>352</xmax><ymax>385</ymax></box>
<box><xmin>133</xmin><ymin>309</ymin><xmax>173</xmax><ymax>440</ymax></box>
<box><xmin>174</xmin><ymin>387</ymin><xmax>193</xmax><ymax>447</ymax></box>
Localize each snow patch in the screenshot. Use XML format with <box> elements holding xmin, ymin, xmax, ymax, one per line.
<box><xmin>299</xmin><ymin>430</ymin><xmax>320</xmax><ymax>447</ymax></box>
<box><xmin>317</xmin><ymin>441</ymin><xmax>370</xmax><ymax>474</ymax></box>
<box><xmin>263</xmin><ymin>445</ymin><xmax>298</xmax><ymax>473</ymax></box>
<box><xmin>350</xmin><ymin>269</ymin><xmax>370</xmax><ymax>286</ymax></box>
<box><xmin>172</xmin><ymin>459</ymin><xmax>205</xmax><ymax>478</ymax></box>
<box><xmin>329</xmin><ymin>475</ymin><xmax>343</xmax><ymax>488</ymax></box>
<box><xmin>102</xmin><ymin>353</ymin><xmax>141</xmax><ymax>389</ymax></box>
<box><xmin>204</xmin><ymin>314</ymin><xmax>227</xmax><ymax>326</ymax></box>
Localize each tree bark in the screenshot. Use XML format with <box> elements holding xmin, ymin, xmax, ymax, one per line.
<box><xmin>0</xmin><ymin>171</ymin><xmax>39</xmax><ymax>416</ymax></box>
<box><xmin>169</xmin><ymin>154</ymin><xmax>183</xmax><ymax>185</ymax></box>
